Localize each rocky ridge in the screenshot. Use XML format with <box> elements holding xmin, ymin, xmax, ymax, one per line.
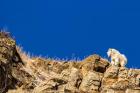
<box><xmin>0</xmin><ymin>31</ymin><xmax>140</xmax><ymax>93</ymax></box>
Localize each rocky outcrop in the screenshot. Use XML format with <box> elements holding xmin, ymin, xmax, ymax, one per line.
<box><xmin>0</xmin><ymin>32</ymin><xmax>24</xmax><ymax>93</ymax></box>
<box><xmin>0</xmin><ymin>31</ymin><xmax>140</xmax><ymax>93</ymax></box>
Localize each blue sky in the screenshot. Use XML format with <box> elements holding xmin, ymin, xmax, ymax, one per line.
<box><xmin>0</xmin><ymin>0</ymin><xmax>140</xmax><ymax>68</ymax></box>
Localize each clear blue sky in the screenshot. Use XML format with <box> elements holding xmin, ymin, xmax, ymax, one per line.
<box><xmin>0</xmin><ymin>0</ymin><xmax>140</xmax><ymax>68</ymax></box>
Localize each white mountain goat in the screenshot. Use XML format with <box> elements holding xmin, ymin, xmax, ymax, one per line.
<box><xmin>107</xmin><ymin>48</ymin><xmax>127</xmax><ymax>67</ymax></box>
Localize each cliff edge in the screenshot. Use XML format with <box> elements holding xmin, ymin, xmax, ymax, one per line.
<box><xmin>0</xmin><ymin>31</ymin><xmax>140</xmax><ymax>93</ymax></box>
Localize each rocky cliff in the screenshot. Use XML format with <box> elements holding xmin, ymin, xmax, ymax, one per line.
<box><xmin>0</xmin><ymin>31</ymin><xmax>140</xmax><ymax>93</ymax></box>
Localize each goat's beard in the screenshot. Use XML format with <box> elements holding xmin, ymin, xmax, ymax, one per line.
<box><xmin>107</xmin><ymin>51</ymin><xmax>111</xmax><ymax>57</ymax></box>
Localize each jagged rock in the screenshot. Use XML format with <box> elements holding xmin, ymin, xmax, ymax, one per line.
<box><xmin>0</xmin><ymin>32</ymin><xmax>22</xmax><ymax>93</ymax></box>
<box><xmin>118</xmin><ymin>67</ymin><xmax>128</xmax><ymax>79</ymax></box>
<box><xmin>80</xmin><ymin>55</ymin><xmax>109</xmax><ymax>76</ymax></box>
<box><xmin>1</xmin><ymin>31</ymin><xmax>140</xmax><ymax>93</ymax></box>
<box><xmin>111</xmin><ymin>79</ymin><xmax>129</xmax><ymax>90</ymax></box>
<box><xmin>126</xmin><ymin>88</ymin><xmax>140</xmax><ymax>93</ymax></box>
<box><xmin>104</xmin><ymin>66</ymin><xmax>119</xmax><ymax>78</ymax></box>
<box><xmin>101</xmin><ymin>89</ymin><xmax>125</xmax><ymax>93</ymax></box>
<box><xmin>136</xmin><ymin>74</ymin><xmax>140</xmax><ymax>87</ymax></box>
<box><xmin>79</xmin><ymin>71</ymin><xmax>102</xmax><ymax>93</ymax></box>
<box><xmin>128</xmin><ymin>69</ymin><xmax>139</xmax><ymax>78</ymax></box>
<box><xmin>62</xmin><ymin>67</ymin><xmax>81</xmax><ymax>92</ymax></box>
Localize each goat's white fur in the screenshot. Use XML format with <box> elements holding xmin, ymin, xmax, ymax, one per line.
<box><xmin>107</xmin><ymin>48</ymin><xmax>127</xmax><ymax>67</ymax></box>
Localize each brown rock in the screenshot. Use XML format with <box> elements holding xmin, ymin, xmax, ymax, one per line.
<box><xmin>79</xmin><ymin>71</ymin><xmax>102</xmax><ymax>92</ymax></box>
<box><xmin>126</xmin><ymin>88</ymin><xmax>140</xmax><ymax>93</ymax></box>
<box><xmin>118</xmin><ymin>67</ymin><xmax>128</xmax><ymax>79</ymax></box>
<box><xmin>80</xmin><ymin>54</ymin><xmax>109</xmax><ymax>77</ymax></box>
<box><xmin>104</xmin><ymin>66</ymin><xmax>119</xmax><ymax>78</ymax></box>
<box><xmin>0</xmin><ymin>31</ymin><xmax>140</xmax><ymax>93</ymax></box>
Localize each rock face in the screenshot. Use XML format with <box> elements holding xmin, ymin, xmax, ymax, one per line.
<box><xmin>0</xmin><ymin>31</ymin><xmax>140</xmax><ymax>93</ymax></box>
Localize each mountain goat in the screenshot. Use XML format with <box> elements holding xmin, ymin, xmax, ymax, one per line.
<box><xmin>107</xmin><ymin>48</ymin><xmax>127</xmax><ymax>67</ymax></box>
